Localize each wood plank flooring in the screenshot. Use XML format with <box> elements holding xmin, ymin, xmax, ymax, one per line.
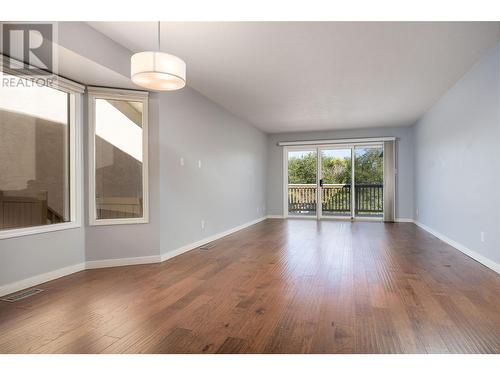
<box><xmin>0</xmin><ymin>219</ymin><xmax>499</xmax><ymax>353</ymax></box>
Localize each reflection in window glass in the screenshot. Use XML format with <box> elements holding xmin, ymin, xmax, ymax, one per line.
<box><xmin>0</xmin><ymin>74</ymin><xmax>70</xmax><ymax>230</ymax></box>
<box><xmin>94</xmin><ymin>99</ymin><xmax>143</xmax><ymax>220</ymax></box>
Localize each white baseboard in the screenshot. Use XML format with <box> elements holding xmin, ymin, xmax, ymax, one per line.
<box><xmin>161</xmin><ymin>216</ymin><xmax>267</xmax><ymax>262</ymax></box>
<box><xmin>414</xmin><ymin>221</ymin><xmax>500</xmax><ymax>274</ymax></box>
<box><xmin>85</xmin><ymin>255</ymin><xmax>162</xmax><ymax>270</ymax></box>
<box><xmin>268</xmin><ymin>216</ymin><xmax>414</xmax><ymax>223</ymax></box>
<box><xmin>0</xmin><ymin>262</ymin><xmax>86</xmax><ymax>297</ymax></box>
<box><xmin>394</xmin><ymin>218</ymin><xmax>415</xmax><ymax>223</ymax></box>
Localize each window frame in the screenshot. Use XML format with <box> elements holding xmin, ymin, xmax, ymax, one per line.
<box><xmin>0</xmin><ymin>55</ymin><xmax>85</xmax><ymax>240</ymax></box>
<box><xmin>87</xmin><ymin>86</ymin><xmax>149</xmax><ymax>226</ymax></box>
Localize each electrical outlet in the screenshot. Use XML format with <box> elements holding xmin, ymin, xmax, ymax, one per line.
<box><xmin>198</xmin><ymin>160</ymin><xmax>202</xmax><ymax>169</ymax></box>
<box><xmin>201</xmin><ymin>220</ymin><xmax>205</xmax><ymax>231</ymax></box>
<box><xmin>180</xmin><ymin>157</ymin><xmax>184</xmax><ymax>166</ymax></box>
<box><xmin>416</xmin><ymin>208</ymin><xmax>419</xmax><ymax>217</ymax></box>
<box><xmin>480</xmin><ymin>232</ymin><xmax>485</xmax><ymax>243</ymax></box>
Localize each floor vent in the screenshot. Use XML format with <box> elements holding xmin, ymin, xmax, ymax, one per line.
<box><xmin>199</xmin><ymin>243</ymin><xmax>216</xmax><ymax>250</ymax></box>
<box><xmin>1</xmin><ymin>288</ymin><xmax>44</xmax><ymax>302</ymax></box>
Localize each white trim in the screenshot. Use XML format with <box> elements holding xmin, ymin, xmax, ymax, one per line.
<box><xmin>382</xmin><ymin>140</ymin><xmax>396</xmax><ymax>222</ymax></box>
<box><xmin>352</xmin><ymin>216</ymin><xmax>383</xmax><ymax>222</ymax></box>
<box><xmin>414</xmin><ymin>221</ymin><xmax>500</xmax><ymax>274</ymax></box>
<box><xmin>85</xmin><ymin>255</ymin><xmax>161</xmax><ymax>269</ymax></box>
<box><xmin>350</xmin><ymin>146</ymin><xmax>355</xmax><ymax>220</ymax></box>
<box><xmin>71</xmin><ymin>92</ymin><xmax>84</xmax><ymax>227</ymax></box>
<box><xmin>287</xmin><ymin>216</ymin><xmax>319</xmax><ymax>220</ymax></box>
<box><xmin>316</xmin><ymin>148</ymin><xmax>321</xmax><ymax>219</ymax></box>
<box><xmin>161</xmin><ymin>216</ymin><xmax>267</xmax><ymax>262</ymax></box>
<box><xmin>277</xmin><ymin>137</ymin><xmax>396</xmax><ymax>147</ymax></box>
<box><xmin>0</xmin><ymin>79</ymin><xmax>83</xmax><ymax>240</ymax></box>
<box><xmin>282</xmin><ymin>146</ymin><xmax>289</xmax><ymax>218</ymax></box>
<box><xmin>0</xmin><ymin>263</ymin><xmax>85</xmax><ymax>297</ymax></box>
<box><xmin>87</xmin><ymin>86</ymin><xmax>148</xmax><ymax>99</ymax></box>
<box><xmin>266</xmin><ymin>215</ymin><xmax>285</xmax><ymax>219</ymax></box>
<box><xmin>394</xmin><ymin>218</ymin><xmax>414</xmax><ymax>223</ymax></box>
<box><xmin>0</xmin><ymin>222</ymin><xmax>81</xmax><ymax>240</ymax></box>
<box><xmin>283</xmin><ymin>143</ymin><xmax>388</xmax><ymax>220</ymax></box>
<box><xmin>87</xmin><ymin>87</ymin><xmax>149</xmax><ymax>226</ymax></box>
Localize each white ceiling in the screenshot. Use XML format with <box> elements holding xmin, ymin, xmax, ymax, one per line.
<box><xmin>87</xmin><ymin>22</ymin><xmax>500</xmax><ymax>133</ymax></box>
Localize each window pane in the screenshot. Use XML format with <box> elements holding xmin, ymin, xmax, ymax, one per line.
<box><xmin>287</xmin><ymin>150</ymin><xmax>317</xmax><ymax>216</ymax></box>
<box><xmin>321</xmin><ymin>148</ymin><xmax>352</xmax><ymax>217</ymax></box>
<box><xmin>0</xmin><ymin>73</ymin><xmax>70</xmax><ymax>230</ymax></box>
<box><xmin>95</xmin><ymin>98</ymin><xmax>143</xmax><ymax>220</ymax></box>
<box><xmin>354</xmin><ymin>146</ymin><xmax>384</xmax><ymax>217</ymax></box>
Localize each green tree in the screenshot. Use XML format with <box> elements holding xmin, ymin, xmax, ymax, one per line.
<box><xmin>354</xmin><ymin>148</ymin><xmax>383</xmax><ymax>184</ymax></box>
<box><xmin>288</xmin><ymin>148</ymin><xmax>383</xmax><ymax>184</ymax></box>
<box><xmin>322</xmin><ymin>157</ymin><xmax>351</xmax><ymax>184</ymax></box>
<box><xmin>288</xmin><ymin>153</ymin><xmax>317</xmax><ymax>183</ymax></box>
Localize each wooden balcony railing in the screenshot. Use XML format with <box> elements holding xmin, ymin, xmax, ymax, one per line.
<box><xmin>288</xmin><ymin>183</ymin><xmax>383</xmax><ymax>215</ymax></box>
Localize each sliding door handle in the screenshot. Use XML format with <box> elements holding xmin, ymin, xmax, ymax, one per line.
<box><xmin>319</xmin><ymin>179</ymin><xmax>324</xmax><ymax>187</ymax></box>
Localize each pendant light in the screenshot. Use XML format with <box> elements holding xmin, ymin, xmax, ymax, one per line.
<box><xmin>131</xmin><ymin>21</ymin><xmax>186</xmax><ymax>91</ymax></box>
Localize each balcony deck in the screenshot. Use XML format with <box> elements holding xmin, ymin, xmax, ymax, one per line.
<box><xmin>288</xmin><ymin>183</ymin><xmax>383</xmax><ymax>217</ymax></box>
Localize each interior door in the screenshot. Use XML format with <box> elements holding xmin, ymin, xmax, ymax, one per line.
<box><xmin>319</xmin><ymin>147</ymin><xmax>353</xmax><ymax>219</ymax></box>
<box><xmin>286</xmin><ymin>148</ymin><xmax>318</xmax><ymax>217</ymax></box>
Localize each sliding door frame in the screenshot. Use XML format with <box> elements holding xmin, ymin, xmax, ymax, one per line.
<box><xmin>283</xmin><ymin>145</ymin><xmax>319</xmax><ymax>219</ymax></box>
<box><xmin>283</xmin><ymin>141</ymin><xmax>387</xmax><ymax>221</ymax></box>
<box><xmin>352</xmin><ymin>143</ymin><xmax>384</xmax><ymax>221</ymax></box>
<box><xmin>317</xmin><ymin>145</ymin><xmax>355</xmax><ymax>220</ymax></box>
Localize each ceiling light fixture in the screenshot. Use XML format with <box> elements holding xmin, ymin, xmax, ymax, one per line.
<box><xmin>131</xmin><ymin>21</ymin><xmax>186</xmax><ymax>91</ymax></box>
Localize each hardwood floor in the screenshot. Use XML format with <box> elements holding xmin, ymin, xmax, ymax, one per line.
<box><xmin>0</xmin><ymin>219</ymin><xmax>499</xmax><ymax>354</ymax></box>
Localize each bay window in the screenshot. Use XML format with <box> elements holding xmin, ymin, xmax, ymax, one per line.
<box><xmin>0</xmin><ymin>63</ymin><xmax>84</xmax><ymax>238</ymax></box>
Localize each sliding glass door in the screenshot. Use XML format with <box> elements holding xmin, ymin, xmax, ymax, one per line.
<box><xmin>285</xmin><ymin>143</ymin><xmax>385</xmax><ymax>220</ymax></box>
<box><xmin>354</xmin><ymin>145</ymin><xmax>384</xmax><ymax>218</ymax></box>
<box><xmin>286</xmin><ymin>148</ymin><xmax>317</xmax><ymax>217</ymax></box>
<box><xmin>319</xmin><ymin>147</ymin><xmax>352</xmax><ymax>218</ymax></box>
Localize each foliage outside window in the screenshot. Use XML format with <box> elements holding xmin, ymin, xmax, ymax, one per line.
<box><xmin>287</xmin><ymin>148</ymin><xmax>382</xmax><ymax>184</ymax></box>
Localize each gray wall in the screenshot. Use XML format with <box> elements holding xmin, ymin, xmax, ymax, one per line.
<box><xmin>266</xmin><ymin>126</ymin><xmax>414</xmax><ymax>219</ymax></box>
<box><xmin>413</xmin><ymin>42</ymin><xmax>500</xmax><ymax>265</ymax></box>
<box><xmin>159</xmin><ymin>88</ymin><xmax>267</xmax><ymax>254</ymax></box>
<box><xmin>0</xmin><ymin>228</ymin><xmax>85</xmax><ymax>286</ymax></box>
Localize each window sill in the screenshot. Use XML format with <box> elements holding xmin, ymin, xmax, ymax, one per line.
<box><xmin>0</xmin><ymin>222</ymin><xmax>82</xmax><ymax>240</ymax></box>
<box><xmin>89</xmin><ymin>217</ymin><xmax>149</xmax><ymax>226</ymax></box>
